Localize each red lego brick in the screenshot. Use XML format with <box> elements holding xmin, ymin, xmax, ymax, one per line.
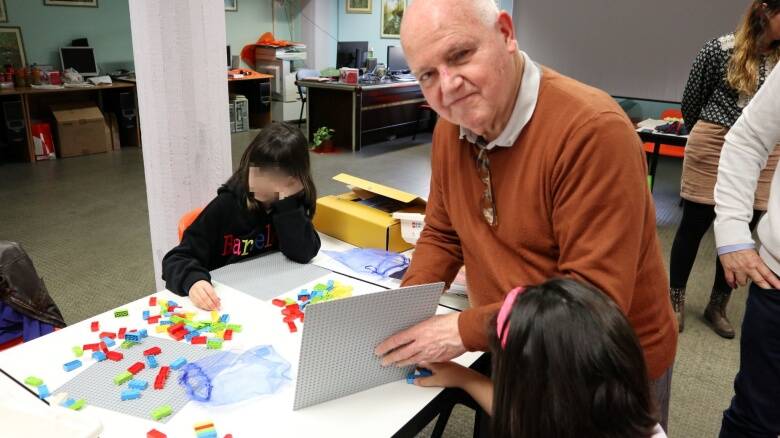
<box><xmin>154</xmin><ymin>366</ymin><xmax>170</xmax><ymax>390</ymax></box>
<box><xmin>143</xmin><ymin>346</ymin><xmax>161</xmax><ymax>356</ymax></box>
<box><xmin>147</xmin><ymin>315</ymin><xmax>161</xmax><ymax>324</ymax></box>
<box><xmin>149</xmin><ymin>296</ymin><xmax>157</xmax><ymax>307</ymax></box>
<box><xmin>286</xmin><ymin>303</ymin><xmax>300</xmax><ymax>312</ymax></box>
<box><xmin>223</xmin><ymin>329</ymin><xmax>233</xmax><ymax>341</ymax></box>
<box><xmin>90</xmin><ymin>321</ymin><xmax>99</xmax><ymax>332</ymax></box>
<box><xmin>271</xmin><ymin>298</ymin><xmax>286</xmax><ymax>307</ymax></box>
<box><xmin>128</xmin><ymin>362</ymin><xmax>145</xmax><ymax>375</ymax></box>
<box><xmin>100</xmin><ymin>343</ymin><xmax>109</xmax><ymax>354</ymax></box>
<box><xmin>287</xmin><ymin>321</ymin><xmax>297</xmax><ymax>333</ymax></box>
<box><xmin>167</xmin><ymin>322</ymin><xmax>185</xmax><ymax>334</ymax></box>
<box><xmin>106</xmin><ymin>351</ymin><xmax>124</xmax><ymax>361</ymax></box>
<box><xmin>167</xmin><ymin>305</ymin><xmax>176</xmax><ymax>312</ymax></box>
<box><xmin>118</xmin><ymin>327</ymin><xmax>127</xmax><ymax>339</ymax></box>
<box><xmin>169</xmin><ymin>330</ymin><xmax>186</xmax><ymax>341</ymax></box>
<box><xmin>194</xmin><ymin>423</ymin><xmax>214</xmax><ymax>431</ymax></box>
<box><xmin>283</xmin><ymin>315</ymin><xmax>297</xmax><ymax>323</ymax></box>
<box><xmin>99</xmin><ymin>332</ymin><xmax>116</xmax><ymax>339</ymax></box>
<box><xmin>83</xmin><ymin>343</ymin><xmax>100</xmax><ymax>351</ymax></box>
<box><xmin>190</xmin><ymin>336</ymin><xmax>207</xmax><ymax>344</ymax></box>
<box><xmin>224</xmin><ymin>435</ymin><xmax>233</xmax><ymax>438</ymax></box>
<box><xmin>147</xmin><ymin>429</ymin><xmax>166</xmax><ymax>438</ymax></box>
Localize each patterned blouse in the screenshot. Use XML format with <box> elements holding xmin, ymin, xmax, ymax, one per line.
<box><xmin>681</xmin><ymin>33</ymin><xmax>778</xmax><ymax>133</ymax></box>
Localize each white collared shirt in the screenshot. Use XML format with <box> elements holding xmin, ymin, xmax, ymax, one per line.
<box><xmin>459</xmin><ymin>50</ymin><xmax>541</xmax><ymax>150</ymax></box>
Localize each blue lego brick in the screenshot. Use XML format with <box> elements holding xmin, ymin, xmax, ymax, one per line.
<box><xmin>146</xmin><ymin>354</ymin><xmax>159</xmax><ymax>369</ymax></box>
<box><xmin>219</xmin><ymin>314</ymin><xmax>230</xmax><ymax>323</ymax></box>
<box><xmin>406</xmin><ymin>371</ymin><xmax>415</xmax><ymax>385</ymax></box>
<box><xmin>129</xmin><ymin>379</ymin><xmax>148</xmax><ymax>390</ymax></box>
<box><xmin>158</xmin><ymin>320</ymin><xmax>172</xmax><ymax>325</ymax></box>
<box><xmin>37</xmin><ymin>384</ymin><xmax>50</xmax><ymax>399</ymax></box>
<box><xmin>417</xmin><ymin>369</ymin><xmax>433</xmax><ymax>378</ymax></box>
<box><xmin>92</xmin><ymin>351</ymin><xmax>107</xmax><ymax>362</ymax></box>
<box><xmin>142</xmin><ymin>310</ymin><xmax>150</xmax><ymax>320</ymax></box>
<box><xmin>185</xmin><ymin>325</ymin><xmax>197</xmax><ymax>332</ymax></box>
<box><xmin>63</xmin><ymin>360</ymin><xmax>82</xmax><ymax>372</ymax></box>
<box><xmin>124</xmin><ymin>332</ymin><xmax>141</xmax><ymax>343</ymax></box>
<box><xmin>139</xmin><ymin>329</ymin><xmax>148</xmax><ymax>338</ymax></box>
<box><xmin>101</xmin><ymin>337</ymin><xmax>116</xmax><ymax>348</ymax></box>
<box><xmin>167</xmin><ymin>300</ymin><xmax>178</xmax><ymax>307</ymax></box>
<box><xmin>170</xmin><ymin>357</ymin><xmax>187</xmax><ymax>370</ymax></box>
<box><xmin>184</xmin><ymin>331</ymin><xmax>201</xmax><ymax>342</ymax></box>
<box><xmin>61</xmin><ymin>398</ymin><xmax>75</xmax><ymax>408</ymax></box>
<box><xmin>120</xmin><ymin>389</ymin><xmax>141</xmax><ymax>401</ymax></box>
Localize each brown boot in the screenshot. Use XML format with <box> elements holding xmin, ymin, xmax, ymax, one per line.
<box><xmin>704</xmin><ymin>289</ymin><xmax>735</xmax><ymax>339</ymax></box>
<box><xmin>670</xmin><ymin>287</ymin><xmax>685</xmax><ymax>332</ymax></box>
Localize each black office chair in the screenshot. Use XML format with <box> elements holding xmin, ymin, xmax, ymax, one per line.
<box><xmin>295</xmin><ymin>69</ymin><xmax>321</xmax><ymax>128</ymax></box>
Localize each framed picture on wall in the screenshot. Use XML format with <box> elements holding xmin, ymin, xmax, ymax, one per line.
<box><xmin>0</xmin><ymin>0</ymin><xmax>8</xmax><ymax>23</ymax></box>
<box><xmin>0</xmin><ymin>27</ymin><xmax>26</xmax><ymax>67</ymax></box>
<box><xmin>380</xmin><ymin>0</ymin><xmax>405</xmax><ymax>39</ymax></box>
<box><xmin>346</xmin><ymin>0</ymin><xmax>372</xmax><ymax>14</ymax></box>
<box><xmin>225</xmin><ymin>0</ymin><xmax>237</xmax><ymax>12</ymax></box>
<box><xmin>44</xmin><ymin>0</ymin><xmax>98</xmax><ymax>6</ymax></box>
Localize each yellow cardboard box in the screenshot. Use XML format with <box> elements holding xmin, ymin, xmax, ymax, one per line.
<box><xmin>313</xmin><ymin>174</ymin><xmax>426</xmax><ymax>252</ymax></box>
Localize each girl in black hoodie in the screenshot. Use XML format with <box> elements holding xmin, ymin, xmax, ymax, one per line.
<box><xmin>162</xmin><ymin>123</ymin><xmax>320</xmax><ymax>310</ymax></box>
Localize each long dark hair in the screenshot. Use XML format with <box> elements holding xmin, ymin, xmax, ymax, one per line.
<box><xmin>224</xmin><ymin>123</ymin><xmax>316</xmax><ymax>217</ymax></box>
<box><xmin>491</xmin><ymin>278</ymin><xmax>657</xmax><ymax>438</ymax></box>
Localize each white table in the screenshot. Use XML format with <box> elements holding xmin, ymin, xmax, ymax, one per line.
<box><xmin>0</xmin><ymin>237</ymin><xmax>482</xmax><ymax>437</ymax></box>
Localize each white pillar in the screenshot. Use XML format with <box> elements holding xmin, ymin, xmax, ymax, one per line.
<box><xmin>301</xmin><ymin>0</ymin><xmax>339</xmax><ymax>71</ymax></box>
<box><xmin>129</xmin><ymin>0</ymin><xmax>232</xmax><ymax>291</ymax></box>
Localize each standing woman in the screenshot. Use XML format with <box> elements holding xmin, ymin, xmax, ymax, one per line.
<box><xmin>670</xmin><ymin>0</ymin><xmax>780</xmax><ymax>337</ymax></box>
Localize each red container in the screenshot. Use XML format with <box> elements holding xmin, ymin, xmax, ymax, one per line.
<box><xmin>31</xmin><ymin>122</ymin><xmax>56</xmax><ymax>160</ymax></box>
<box><xmin>48</xmin><ymin>70</ymin><xmax>61</xmax><ymax>85</ymax></box>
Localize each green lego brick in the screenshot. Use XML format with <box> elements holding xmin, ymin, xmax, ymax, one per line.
<box><xmin>120</xmin><ymin>340</ymin><xmax>138</xmax><ymax>349</ymax></box>
<box><xmin>206</xmin><ymin>338</ymin><xmax>223</xmax><ymax>350</ymax></box>
<box><xmin>114</xmin><ymin>371</ymin><xmax>133</xmax><ymax>385</ymax></box>
<box><xmin>226</xmin><ymin>324</ymin><xmax>242</xmax><ymax>333</ymax></box>
<box><xmin>72</xmin><ymin>346</ymin><xmax>84</xmax><ymax>357</ymax></box>
<box><xmin>69</xmin><ymin>399</ymin><xmax>86</xmax><ymax>410</ymax></box>
<box><xmin>151</xmin><ymin>404</ymin><xmax>172</xmax><ymax>421</ymax></box>
<box><xmin>24</xmin><ymin>376</ymin><xmax>43</xmax><ymax>387</ymax></box>
<box><xmin>114</xmin><ymin>309</ymin><xmax>129</xmax><ymax>318</ymax></box>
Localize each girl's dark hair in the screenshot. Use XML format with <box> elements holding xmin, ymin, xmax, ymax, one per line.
<box><xmin>490</xmin><ymin>278</ymin><xmax>658</xmax><ymax>438</ymax></box>
<box><xmin>224</xmin><ymin>122</ymin><xmax>316</xmax><ymax>217</ymax></box>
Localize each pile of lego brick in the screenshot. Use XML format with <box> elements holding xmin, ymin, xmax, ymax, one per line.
<box><xmin>271</xmin><ymin>279</ymin><xmax>353</xmax><ymax>333</ymax></box>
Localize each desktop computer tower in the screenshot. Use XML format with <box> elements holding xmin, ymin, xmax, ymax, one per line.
<box><xmin>1</xmin><ymin>100</ymin><xmax>26</xmax><ymax>162</ymax></box>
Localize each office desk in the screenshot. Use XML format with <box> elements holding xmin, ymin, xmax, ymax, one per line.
<box><xmin>636</xmin><ymin>123</ymin><xmax>688</xmax><ymax>191</ymax></box>
<box><xmin>0</xmin><ymin>82</ymin><xmax>139</xmax><ymax>163</ymax></box>
<box><xmin>300</xmin><ymin>80</ymin><xmax>431</xmax><ymax>152</ymax></box>
<box><xmin>227</xmin><ymin>71</ymin><xmax>273</xmax><ymax>129</ymax></box>
<box><xmin>0</xmin><ymin>235</ymin><xmax>482</xmax><ymax>437</ymax></box>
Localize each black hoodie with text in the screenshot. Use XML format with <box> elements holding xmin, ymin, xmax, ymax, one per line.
<box><xmin>162</xmin><ymin>185</ymin><xmax>320</xmax><ymax>296</ymax></box>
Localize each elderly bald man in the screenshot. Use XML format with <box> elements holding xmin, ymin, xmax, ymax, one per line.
<box><xmin>374</xmin><ymin>0</ymin><xmax>678</xmax><ymax>429</ymax></box>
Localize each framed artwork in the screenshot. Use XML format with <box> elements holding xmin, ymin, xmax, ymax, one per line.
<box><xmin>380</xmin><ymin>0</ymin><xmax>405</xmax><ymax>39</ymax></box>
<box><xmin>225</xmin><ymin>0</ymin><xmax>237</xmax><ymax>12</ymax></box>
<box><xmin>44</xmin><ymin>0</ymin><xmax>98</xmax><ymax>6</ymax></box>
<box><xmin>346</xmin><ymin>0</ymin><xmax>371</xmax><ymax>14</ymax></box>
<box><xmin>0</xmin><ymin>27</ymin><xmax>26</xmax><ymax>67</ymax></box>
<box><xmin>0</xmin><ymin>0</ymin><xmax>7</xmax><ymax>23</ymax></box>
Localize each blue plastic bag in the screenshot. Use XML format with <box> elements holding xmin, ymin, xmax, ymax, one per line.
<box><xmin>324</xmin><ymin>248</ymin><xmax>409</xmax><ymax>278</ymax></box>
<box><xmin>178</xmin><ymin>345</ymin><xmax>291</xmax><ymax>405</ymax></box>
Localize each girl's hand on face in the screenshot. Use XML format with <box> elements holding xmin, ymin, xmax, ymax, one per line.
<box><xmin>277</xmin><ymin>176</ymin><xmax>304</xmax><ymax>200</ymax></box>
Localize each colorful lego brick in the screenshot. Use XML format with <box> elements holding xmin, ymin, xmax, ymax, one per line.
<box><xmin>83</xmin><ymin>343</ymin><xmax>100</xmax><ymax>351</ymax></box>
<box><xmin>146</xmin><ymin>354</ymin><xmax>159</xmax><ymax>369</ymax></box>
<box><xmin>37</xmin><ymin>384</ymin><xmax>50</xmax><ymax>399</ymax></box>
<box><xmin>156</xmin><ymin>325</ymin><xmax>168</xmax><ymax>333</ymax></box>
<box><xmin>226</xmin><ymin>324</ymin><xmax>242</xmax><ymax>333</ymax></box>
<box><xmin>153</xmin><ymin>366</ymin><xmax>170</xmax><ymax>390</ymax></box>
<box><xmin>90</xmin><ymin>321</ymin><xmax>99</xmax><ymax>332</ymax></box>
<box><xmin>128</xmin><ymin>362</ymin><xmax>145</xmax><ymax>375</ymax></box>
<box><xmin>147</xmin><ymin>429</ymin><xmax>166</xmax><ymax>438</ymax></box>
<box><xmin>114</xmin><ymin>309</ymin><xmax>129</xmax><ymax>318</ymax></box>
<box><xmin>143</xmin><ymin>346</ymin><xmax>161</xmax><ymax>356</ymax></box>
<box><xmin>121</xmin><ymin>389</ymin><xmax>141</xmax><ymax>401</ymax></box>
<box><xmin>271</xmin><ymin>298</ymin><xmax>286</xmax><ymax>307</ymax></box>
<box><xmin>125</xmin><ymin>332</ymin><xmax>142</xmax><ymax>343</ymax></box>
<box><xmin>99</xmin><ymin>342</ymin><xmax>109</xmax><ymax>354</ymax></box>
<box><xmin>170</xmin><ymin>330</ymin><xmax>186</xmax><ymax>341</ymax></box>
<box><xmin>70</xmin><ymin>345</ymin><xmax>83</xmax><ymax>357</ymax></box>
<box><xmin>406</xmin><ymin>371</ymin><xmax>416</xmax><ymax>385</ymax></box>
<box><xmin>287</xmin><ymin>321</ymin><xmax>297</xmax><ymax>333</ymax></box>
<box><xmin>98</xmin><ymin>331</ymin><xmax>116</xmax><ymax>339</ymax></box>
<box><xmin>184</xmin><ymin>331</ymin><xmax>200</xmax><ymax>342</ymax></box>
<box><xmin>222</xmin><ymin>329</ymin><xmax>233</xmax><ymax>341</ymax></box>
<box><xmin>219</xmin><ymin>314</ymin><xmax>230</xmax><ymax>324</ymax></box>
<box><xmin>101</xmin><ymin>337</ymin><xmax>116</xmax><ymax>348</ymax></box>
<box><xmin>210</xmin><ymin>310</ymin><xmax>219</xmax><ymax>323</ymax></box>
<box><xmin>149</xmin><ymin>296</ymin><xmax>157</xmax><ymax>306</ymax></box>
<box><xmin>151</xmin><ymin>404</ymin><xmax>173</xmax><ymax>421</ymax></box>
<box><xmin>190</xmin><ymin>336</ymin><xmax>207</xmax><ymax>345</ymax></box>
<box><xmin>170</xmin><ymin>357</ymin><xmax>187</xmax><ymax>370</ymax></box>
<box><xmin>121</xmin><ymin>340</ymin><xmax>138</xmax><ymax>349</ymax></box>
<box><xmin>92</xmin><ymin>351</ymin><xmax>107</xmax><ymax>362</ymax></box>
<box><xmin>69</xmin><ymin>399</ymin><xmax>86</xmax><ymax>410</ymax></box>
<box><xmin>170</xmin><ymin>315</ymin><xmax>185</xmax><ymax>324</ymax></box>
<box><xmin>114</xmin><ymin>371</ymin><xmax>133</xmax><ymax>385</ymax></box>
<box><xmin>24</xmin><ymin>376</ymin><xmax>43</xmax><ymax>386</ymax></box>
<box><xmin>167</xmin><ymin>305</ymin><xmax>176</xmax><ymax>313</ymax></box>
<box><xmin>129</xmin><ymin>379</ymin><xmax>149</xmax><ymax>390</ymax></box>
<box><xmin>61</xmin><ymin>398</ymin><xmax>75</xmax><ymax>408</ymax></box>
<box><xmin>194</xmin><ymin>420</ymin><xmax>218</xmax><ymax>438</ymax></box>
<box><xmin>167</xmin><ymin>322</ymin><xmax>185</xmax><ymax>333</ymax></box>
<box><xmin>139</xmin><ymin>329</ymin><xmax>149</xmax><ymax>338</ymax></box>
<box><xmin>106</xmin><ymin>350</ymin><xmax>124</xmax><ymax>361</ymax></box>
<box><xmin>206</xmin><ymin>338</ymin><xmax>223</xmax><ymax>350</ymax></box>
<box><xmin>167</xmin><ymin>300</ymin><xmax>178</xmax><ymax>308</ymax></box>
<box><xmin>63</xmin><ymin>360</ymin><xmax>82</xmax><ymax>372</ymax></box>
<box><xmin>147</xmin><ymin>315</ymin><xmax>161</xmax><ymax>324</ymax></box>
<box><xmin>118</xmin><ymin>327</ymin><xmax>127</xmax><ymax>339</ymax></box>
<box><xmin>142</xmin><ymin>310</ymin><xmax>150</xmax><ymax>320</ymax></box>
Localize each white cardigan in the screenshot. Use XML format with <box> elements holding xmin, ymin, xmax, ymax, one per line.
<box><xmin>714</xmin><ymin>62</ymin><xmax>780</xmax><ymax>274</ymax></box>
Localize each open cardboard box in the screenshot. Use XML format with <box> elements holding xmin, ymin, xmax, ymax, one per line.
<box><xmin>313</xmin><ymin>174</ymin><xmax>426</xmax><ymax>252</ymax></box>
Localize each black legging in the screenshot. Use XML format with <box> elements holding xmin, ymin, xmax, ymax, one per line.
<box><xmin>670</xmin><ymin>199</ymin><xmax>763</xmax><ymax>294</ymax></box>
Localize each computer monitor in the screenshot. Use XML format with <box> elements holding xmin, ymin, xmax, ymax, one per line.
<box><xmin>60</xmin><ymin>47</ymin><xmax>98</xmax><ymax>76</ymax></box>
<box><xmin>227</xmin><ymin>45</ymin><xmax>232</xmax><ymax>69</ymax></box>
<box><xmin>337</xmin><ymin>41</ymin><xmax>368</xmax><ymax>69</ymax></box>
<box><xmin>387</xmin><ymin>46</ymin><xmax>409</xmax><ymax>74</ymax></box>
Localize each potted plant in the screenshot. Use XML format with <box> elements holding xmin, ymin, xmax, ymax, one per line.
<box><xmin>311</xmin><ymin>126</ymin><xmax>335</xmax><ymax>153</ymax></box>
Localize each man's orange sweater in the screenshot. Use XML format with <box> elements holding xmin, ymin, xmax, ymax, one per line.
<box><xmin>403</xmin><ymin>68</ymin><xmax>677</xmax><ymax>379</ymax></box>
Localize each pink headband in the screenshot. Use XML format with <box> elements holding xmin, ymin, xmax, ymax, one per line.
<box><xmin>496</xmin><ymin>287</ymin><xmax>524</xmax><ymax>349</ymax></box>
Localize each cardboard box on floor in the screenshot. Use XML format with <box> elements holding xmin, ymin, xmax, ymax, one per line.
<box><xmin>51</xmin><ymin>103</ymin><xmax>111</xmax><ymax>158</ymax></box>
<box><xmin>313</xmin><ymin>174</ymin><xmax>426</xmax><ymax>252</ymax></box>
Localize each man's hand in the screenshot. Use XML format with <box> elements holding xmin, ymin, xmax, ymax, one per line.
<box><xmin>188</xmin><ymin>280</ymin><xmax>222</xmax><ymax>310</ymax></box>
<box><xmin>375</xmin><ymin>313</ymin><xmax>466</xmax><ymax>367</ymax></box>
<box><xmin>720</xmin><ymin>249</ymin><xmax>780</xmax><ymax>290</ymax></box>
